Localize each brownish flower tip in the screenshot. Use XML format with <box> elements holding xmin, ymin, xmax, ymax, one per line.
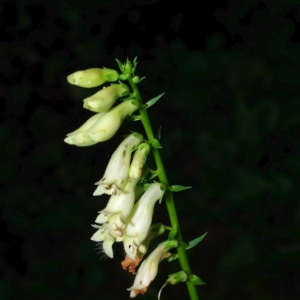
<box><xmin>121</xmin><ymin>255</ymin><xmax>141</xmax><ymax>274</ymax></box>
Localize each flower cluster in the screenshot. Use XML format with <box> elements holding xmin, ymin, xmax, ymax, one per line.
<box><xmin>64</xmin><ymin>65</ymin><xmax>179</xmax><ymax>297</ymax></box>
<box><xmin>65</xmin><ymin>68</ymin><xmax>137</xmax><ymax>146</ymax></box>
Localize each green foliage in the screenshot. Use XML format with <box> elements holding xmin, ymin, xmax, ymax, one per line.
<box><xmin>186</xmin><ymin>232</ymin><xmax>207</xmax><ymax>250</ymax></box>
<box><xmin>145</xmin><ymin>93</ymin><xmax>165</xmax><ymax>109</ymax></box>
<box><xmin>189</xmin><ymin>275</ymin><xmax>205</xmax><ymax>285</ymax></box>
<box><xmin>169</xmin><ymin>185</ymin><xmax>191</xmax><ymax>192</ymax></box>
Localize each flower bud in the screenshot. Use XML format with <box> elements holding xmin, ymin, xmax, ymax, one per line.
<box><xmin>129</xmin><ymin>143</ymin><xmax>150</xmax><ymax>179</ymax></box>
<box><xmin>83</xmin><ymin>83</ymin><xmax>130</xmax><ymax>113</ymax></box>
<box><xmin>67</xmin><ymin>68</ymin><xmax>119</xmax><ymax>88</ymax></box>
<box><xmin>64</xmin><ymin>101</ymin><xmax>139</xmax><ymax>146</ymax></box>
<box><xmin>87</xmin><ymin>100</ymin><xmax>139</xmax><ymax>142</ymax></box>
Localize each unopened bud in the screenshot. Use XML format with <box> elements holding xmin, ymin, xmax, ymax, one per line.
<box><xmin>83</xmin><ymin>83</ymin><xmax>130</xmax><ymax>112</ymax></box>
<box><xmin>67</xmin><ymin>68</ymin><xmax>119</xmax><ymax>88</ymax></box>
<box><xmin>129</xmin><ymin>143</ymin><xmax>150</xmax><ymax>179</ymax></box>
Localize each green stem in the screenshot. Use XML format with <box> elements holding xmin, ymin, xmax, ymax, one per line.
<box><xmin>128</xmin><ymin>77</ymin><xmax>199</xmax><ymax>300</ymax></box>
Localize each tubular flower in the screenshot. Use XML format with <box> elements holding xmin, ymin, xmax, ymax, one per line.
<box><xmin>121</xmin><ymin>223</ymin><xmax>165</xmax><ymax>274</ymax></box>
<box><xmin>67</xmin><ymin>68</ymin><xmax>119</xmax><ymax>88</ymax></box>
<box><xmin>64</xmin><ymin>100</ymin><xmax>139</xmax><ymax>146</ymax></box>
<box><xmin>93</xmin><ymin>133</ymin><xmax>143</xmax><ymax>196</ymax></box>
<box><xmin>123</xmin><ymin>183</ymin><xmax>166</xmax><ymax>260</ymax></box>
<box><xmin>83</xmin><ymin>83</ymin><xmax>130</xmax><ymax>113</ymax></box>
<box><xmin>95</xmin><ymin>177</ymin><xmax>139</xmax><ymax>238</ymax></box>
<box><xmin>127</xmin><ymin>240</ymin><xmax>177</xmax><ymax>298</ymax></box>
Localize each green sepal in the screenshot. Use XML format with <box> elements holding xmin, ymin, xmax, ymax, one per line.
<box><xmin>167</xmin><ymin>253</ymin><xmax>178</xmax><ymax>262</ymax></box>
<box><xmin>167</xmin><ymin>271</ymin><xmax>187</xmax><ymax>285</ymax></box>
<box><xmin>148</xmin><ymin>169</ymin><xmax>159</xmax><ymax>180</ymax></box>
<box><xmin>105</xmin><ymin>72</ymin><xmax>119</xmax><ymax>82</ymax></box>
<box><xmin>137</xmin><ymin>165</ymin><xmax>150</xmax><ymax>182</ymax></box>
<box><xmin>119</xmin><ymin>73</ymin><xmax>129</xmax><ymax>81</ymax></box>
<box><xmin>169</xmin><ymin>185</ymin><xmax>191</xmax><ymax>192</ymax></box>
<box><xmin>115</xmin><ymin>58</ymin><xmax>125</xmax><ymax>73</ymax></box>
<box><xmin>145</xmin><ymin>93</ymin><xmax>165</xmax><ymax>109</ymax></box>
<box><xmin>186</xmin><ymin>232</ymin><xmax>207</xmax><ymax>250</ymax></box>
<box><xmin>158</xmin><ymin>194</ymin><xmax>164</xmax><ymax>204</ymax></box>
<box><xmin>119</xmin><ymin>82</ymin><xmax>130</xmax><ymax>96</ymax></box>
<box><xmin>189</xmin><ymin>274</ymin><xmax>205</xmax><ymax>285</ymax></box>
<box><xmin>137</xmin><ymin>76</ymin><xmax>145</xmax><ymax>83</ymax></box>
<box><xmin>150</xmin><ymin>223</ymin><xmax>165</xmax><ymax>237</ymax></box>
<box><xmin>163</xmin><ymin>239</ymin><xmax>178</xmax><ymax>252</ymax></box>
<box><xmin>152</xmin><ymin>139</ymin><xmax>162</xmax><ymax>148</ymax></box>
<box><xmin>124</xmin><ymin>58</ymin><xmax>133</xmax><ymax>74</ymax></box>
<box><xmin>126</xmin><ymin>114</ymin><xmax>141</xmax><ymax>121</ymax></box>
<box><xmin>168</xmin><ymin>226</ymin><xmax>177</xmax><ymax>240</ymax></box>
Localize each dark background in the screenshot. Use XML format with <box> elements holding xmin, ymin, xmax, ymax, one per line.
<box><xmin>1</xmin><ymin>0</ymin><xmax>300</xmax><ymax>299</ymax></box>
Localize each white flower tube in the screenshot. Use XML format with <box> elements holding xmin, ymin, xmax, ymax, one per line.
<box><xmin>127</xmin><ymin>240</ymin><xmax>177</xmax><ymax>298</ymax></box>
<box><xmin>83</xmin><ymin>83</ymin><xmax>130</xmax><ymax>113</ymax></box>
<box><xmin>93</xmin><ymin>133</ymin><xmax>143</xmax><ymax>196</ymax></box>
<box><xmin>123</xmin><ymin>183</ymin><xmax>166</xmax><ymax>260</ymax></box>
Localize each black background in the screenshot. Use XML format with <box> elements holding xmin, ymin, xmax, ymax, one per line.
<box><xmin>1</xmin><ymin>0</ymin><xmax>300</xmax><ymax>299</ymax></box>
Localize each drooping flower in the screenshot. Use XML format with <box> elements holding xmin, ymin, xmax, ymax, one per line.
<box><xmin>93</xmin><ymin>133</ymin><xmax>143</xmax><ymax>196</ymax></box>
<box><xmin>67</xmin><ymin>68</ymin><xmax>119</xmax><ymax>88</ymax></box>
<box><xmin>64</xmin><ymin>100</ymin><xmax>139</xmax><ymax>146</ymax></box>
<box><xmin>127</xmin><ymin>240</ymin><xmax>178</xmax><ymax>298</ymax></box>
<box><xmin>121</xmin><ymin>223</ymin><xmax>165</xmax><ymax>274</ymax></box>
<box><xmin>123</xmin><ymin>183</ymin><xmax>166</xmax><ymax>260</ymax></box>
<box><xmin>83</xmin><ymin>83</ymin><xmax>130</xmax><ymax>113</ymax></box>
<box><xmin>95</xmin><ymin>177</ymin><xmax>139</xmax><ymax>238</ymax></box>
